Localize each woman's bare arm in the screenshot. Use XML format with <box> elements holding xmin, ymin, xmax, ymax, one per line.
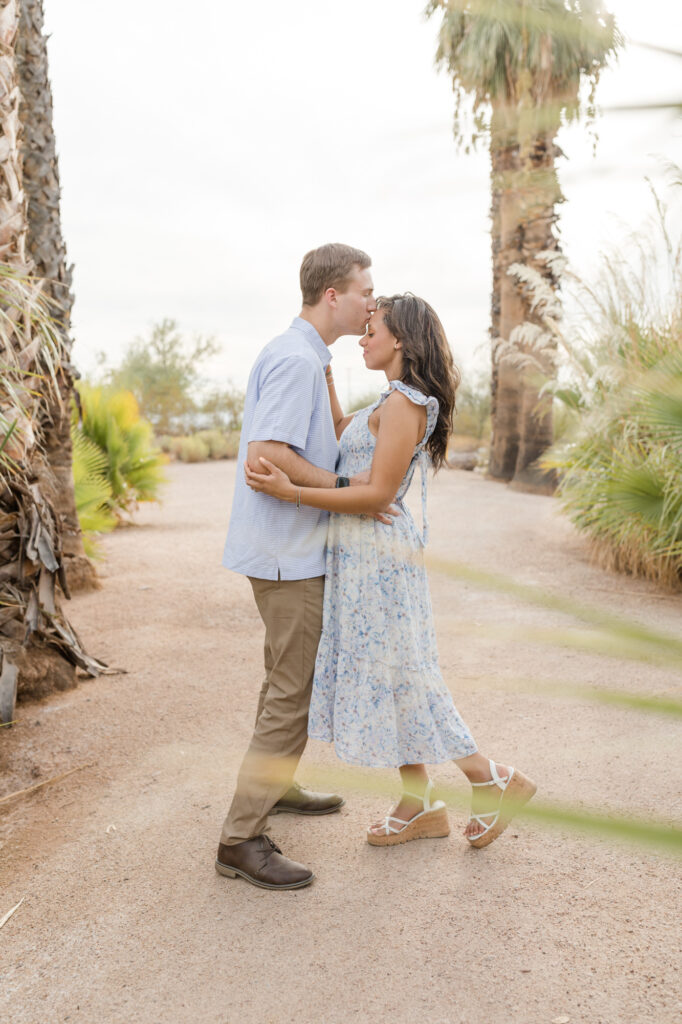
<box><xmin>325</xmin><ymin>366</ymin><xmax>354</xmax><ymax>439</ymax></box>
<box><xmin>246</xmin><ymin>391</ymin><xmax>425</xmax><ymax>515</ymax></box>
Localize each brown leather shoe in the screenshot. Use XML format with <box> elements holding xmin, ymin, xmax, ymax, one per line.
<box><xmin>215</xmin><ymin>835</ymin><xmax>314</xmax><ymax>890</ymax></box>
<box><xmin>271</xmin><ymin>782</ymin><xmax>345</xmax><ymax>816</ymax></box>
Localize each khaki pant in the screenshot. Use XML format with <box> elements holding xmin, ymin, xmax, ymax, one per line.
<box><xmin>220</xmin><ymin>575</ymin><xmax>325</xmax><ymax>845</ymax></box>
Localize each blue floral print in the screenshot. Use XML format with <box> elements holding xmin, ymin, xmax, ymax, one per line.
<box><xmin>309</xmin><ymin>380</ymin><xmax>478</xmax><ymax>768</ymax></box>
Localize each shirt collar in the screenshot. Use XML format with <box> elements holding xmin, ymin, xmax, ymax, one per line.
<box><xmin>290</xmin><ymin>316</ymin><xmax>331</xmax><ymax>368</ymax></box>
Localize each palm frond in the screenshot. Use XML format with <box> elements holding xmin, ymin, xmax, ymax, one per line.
<box><xmin>426</xmin><ymin>0</ymin><xmax>623</xmax><ymax>146</ymax></box>
<box><xmin>73</xmin><ymin>383</ymin><xmax>167</xmax><ymax>514</ymax></box>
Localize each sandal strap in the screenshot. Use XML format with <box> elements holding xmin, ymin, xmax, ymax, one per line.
<box><xmin>469</xmin><ymin>812</ymin><xmax>497</xmax><ymax>826</ymax></box>
<box><xmin>374</xmin><ymin>780</ymin><xmax>437</xmax><ymax>835</ymax></box>
<box><xmin>378</xmin><ymin>814</ymin><xmax>410</xmax><ymax>834</ymax></box>
<box><xmin>471</xmin><ymin>760</ymin><xmax>512</xmax><ymax>790</ymax></box>
<box><xmin>402</xmin><ymin>779</ymin><xmax>434</xmax><ymax>812</ymax></box>
<box><xmin>468</xmin><ymin>813</ymin><xmax>497</xmax><ymax>836</ymax></box>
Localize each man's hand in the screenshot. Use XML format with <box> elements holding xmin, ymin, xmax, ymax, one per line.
<box><xmin>350</xmin><ymin>468</ymin><xmax>400</xmax><ymax>526</ymax></box>
<box><xmin>244</xmin><ymin>458</ymin><xmax>297</xmax><ymax>502</ymax></box>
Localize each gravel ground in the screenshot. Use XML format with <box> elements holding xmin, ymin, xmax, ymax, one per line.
<box><xmin>1</xmin><ymin>460</ymin><xmax>681</xmax><ymax>1024</ymax></box>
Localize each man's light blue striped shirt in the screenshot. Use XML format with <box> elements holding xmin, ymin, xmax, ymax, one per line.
<box><xmin>222</xmin><ymin>317</ymin><xmax>339</xmax><ymax>580</ymax></box>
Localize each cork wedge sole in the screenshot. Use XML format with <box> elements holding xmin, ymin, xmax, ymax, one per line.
<box><xmin>468</xmin><ymin>768</ymin><xmax>537</xmax><ymax>849</ymax></box>
<box><xmin>367</xmin><ymin>804</ymin><xmax>451</xmax><ymax>847</ymax></box>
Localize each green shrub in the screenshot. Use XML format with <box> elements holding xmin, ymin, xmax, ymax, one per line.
<box><xmin>159</xmin><ymin>430</ymin><xmax>241</xmax><ymax>461</ymax></box>
<box><xmin>154</xmin><ymin>434</ymin><xmax>175</xmax><ymax>455</ymax></box>
<box><xmin>222</xmin><ymin>430</ymin><xmax>241</xmax><ymax>458</ymax></box>
<box><xmin>548</xmin><ymin>348</ymin><xmax>682</xmax><ymax>587</ymax></box>
<box><xmin>172</xmin><ymin>436</ymin><xmax>210</xmax><ymax>462</ymax></box>
<box><xmin>195</xmin><ymin>429</ymin><xmax>234</xmax><ymax>459</ymax></box>
<box><xmin>73</xmin><ymin>384</ymin><xmax>167</xmax><ymax>515</ymax></box>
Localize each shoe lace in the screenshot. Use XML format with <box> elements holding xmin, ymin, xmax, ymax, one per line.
<box><xmin>260</xmin><ymin>835</ymin><xmax>282</xmax><ymax>865</ymax></box>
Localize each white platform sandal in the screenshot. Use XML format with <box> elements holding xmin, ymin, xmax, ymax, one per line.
<box><xmin>467</xmin><ymin>759</ymin><xmax>537</xmax><ymax>849</ymax></box>
<box><xmin>367</xmin><ymin>779</ymin><xmax>451</xmax><ymax>847</ymax></box>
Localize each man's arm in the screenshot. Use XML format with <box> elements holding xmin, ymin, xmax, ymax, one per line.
<box><xmin>247</xmin><ymin>440</ymin><xmax>337</xmax><ymax>488</ymax></box>
<box><xmin>246</xmin><ymin>442</ymin><xmax>398</xmax><ymax>523</ymax></box>
<box><xmin>247</xmin><ymin>354</ymin><xmax>339</xmax><ymax>487</ymax></box>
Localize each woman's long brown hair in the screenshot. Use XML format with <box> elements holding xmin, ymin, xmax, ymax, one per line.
<box><xmin>377</xmin><ymin>293</ymin><xmax>459</xmax><ymax>470</ymax></box>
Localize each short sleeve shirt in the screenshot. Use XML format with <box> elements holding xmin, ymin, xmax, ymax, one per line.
<box><xmin>222</xmin><ymin>317</ymin><xmax>339</xmax><ymax>580</ymax></box>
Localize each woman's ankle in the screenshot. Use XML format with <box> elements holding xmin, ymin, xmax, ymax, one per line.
<box><xmin>457</xmin><ymin>752</ymin><xmax>494</xmax><ymax>784</ymax></box>
<box><xmin>399</xmin><ymin>763</ymin><xmax>428</xmax><ymax>794</ymax></box>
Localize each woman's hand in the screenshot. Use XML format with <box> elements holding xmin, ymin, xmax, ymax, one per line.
<box><xmin>244</xmin><ymin>457</ymin><xmax>297</xmax><ymax>502</ymax></box>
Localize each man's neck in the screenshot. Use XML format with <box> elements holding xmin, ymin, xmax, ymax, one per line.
<box><xmin>298</xmin><ymin>308</ymin><xmax>338</xmax><ymax>347</ymax></box>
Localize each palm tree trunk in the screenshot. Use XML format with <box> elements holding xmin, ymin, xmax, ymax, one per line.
<box><xmin>488</xmin><ymin>104</ymin><xmax>523</xmax><ymax>480</ymax></box>
<box><xmin>16</xmin><ymin>0</ymin><xmax>97</xmax><ymax>591</ymax></box>
<box><xmin>489</xmin><ymin>138</ymin><xmax>501</xmax><ymax>445</ymax></box>
<box><xmin>0</xmin><ymin>1</ymin><xmax>28</xmax><ymax>268</ymax></box>
<box><xmin>510</xmin><ymin>125</ymin><xmax>562</xmax><ymax>492</ymax></box>
<box><xmin>0</xmin><ymin>0</ymin><xmax>105</xmax><ymax>724</ymax></box>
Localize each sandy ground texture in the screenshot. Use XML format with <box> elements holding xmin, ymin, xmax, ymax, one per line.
<box><xmin>1</xmin><ymin>460</ymin><xmax>681</xmax><ymax>1024</ymax></box>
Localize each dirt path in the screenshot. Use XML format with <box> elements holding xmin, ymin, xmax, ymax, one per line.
<box><xmin>1</xmin><ymin>461</ymin><xmax>680</xmax><ymax>1024</ymax></box>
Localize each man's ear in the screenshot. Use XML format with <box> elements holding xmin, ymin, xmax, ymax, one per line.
<box><xmin>324</xmin><ymin>286</ymin><xmax>338</xmax><ymax>308</ymax></box>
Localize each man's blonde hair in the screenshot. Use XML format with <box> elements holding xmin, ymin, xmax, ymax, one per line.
<box><xmin>300</xmin><ymin>243</ymin><xmax>371</xmax><ymax>306</ymax></box>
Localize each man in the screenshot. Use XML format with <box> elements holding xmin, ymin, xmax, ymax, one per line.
<box><xmin>216</xmin><ymin>243</ymin><xmax>381</xmax><ymax>890</ymax></box>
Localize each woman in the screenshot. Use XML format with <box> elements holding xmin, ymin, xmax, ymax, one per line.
<box><xmin>245</xmin><ymin>294</ymin><xmax>536</xmax><ymax>847</ymax></box>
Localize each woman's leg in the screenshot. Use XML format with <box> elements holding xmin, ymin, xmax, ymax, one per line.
<box><xmin>368</xmin><ymin>763</ymin><xmax>430</xmax><ymax>835</ymax></box>
<box><xmin>454</xmin><ymin>752</ymin><xmax>511</xmax><ymax>839</ymax></box>
<box><xmin>367</xmin><ymin>753</ymin><xmax>532</xmax><ymax>841</ymax></box>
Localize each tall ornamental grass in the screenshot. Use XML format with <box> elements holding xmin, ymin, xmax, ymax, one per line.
<box><xmin>503</xmin><ymin>177</ymin><xmax>682</xmax><ymax>588</ymax></box>
<box><xmin>551</xmin><ymin>185</ymin><xmax>682</xmax><ymax>588</ymax></box>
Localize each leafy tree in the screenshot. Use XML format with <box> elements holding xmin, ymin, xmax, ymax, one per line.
<box><xmin>104</xmin><ymin>319</ymin><xmax>221</xmax><ymax>435</ymax></box>
<box><xmin>453</xmin><ymin>369</ymin><xmax>491</xmax><ymax>440</ymax></box>
<box><xmin>200</xmin><ymin>385</ymin><xmax>245</xmax><ymax>432</ymax></box>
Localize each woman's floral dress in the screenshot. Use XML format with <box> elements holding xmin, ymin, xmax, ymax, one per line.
<box><xmin>308</xmin><ymin>380</ymin><xmax>477</xmax><ymax>768</ymax></box>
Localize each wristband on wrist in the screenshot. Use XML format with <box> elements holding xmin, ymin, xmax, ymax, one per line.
<box><xmin>335</xmin><ymin>476</ymin><xmax>350</xmax><ymax>488</ymax></box>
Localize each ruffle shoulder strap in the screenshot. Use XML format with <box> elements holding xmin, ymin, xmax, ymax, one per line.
<box><xmin>381</xmin><ymin>381</ymin><xmax>440</xmax><ymax>546</ymax></box>
<box><xmin>385</xmin><ymin>380</ymin><xmax>439</xmax><ymax>450</ymax></box>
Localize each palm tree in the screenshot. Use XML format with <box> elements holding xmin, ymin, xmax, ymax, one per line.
<box><xmin>16</xmin><ymin>0</ymin><xmax>97</xmax><ymax>592</ymax></box>
<box><xmin>0</xmin><ymin>0</ymin><xmax>104</xmax><ymax>725</ymax></box>
<box><xmin>426</xmin><ymin>0</ymin><xmax>622</xmax><ymax>488</ymax></box>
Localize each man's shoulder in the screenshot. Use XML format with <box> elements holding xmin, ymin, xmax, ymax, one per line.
<box><xmin>265</xmin><ymin>324</ymin><xmax>316</xmax><ymax>360</ymax></box>
<box><xmin>255</xmin><ymin>326</ymin><xmax>319</xmax><ymax>373</ymax></box>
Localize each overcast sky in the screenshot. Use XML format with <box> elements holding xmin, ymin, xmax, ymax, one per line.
<box><xmin>43</xmin><ymin>1</ymin><xmax>682</xmax><ymax>404</ymax></box>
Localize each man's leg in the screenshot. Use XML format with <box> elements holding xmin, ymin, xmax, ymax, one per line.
<box><xmin>253</xmin><ymin>627</ymin><xmax>273</xmax><ymax>728</ymax></box>
<box><xmin>220</xmin><ymin>575</ymin><xmax>324</xmax><ymax>846</ymax></box>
